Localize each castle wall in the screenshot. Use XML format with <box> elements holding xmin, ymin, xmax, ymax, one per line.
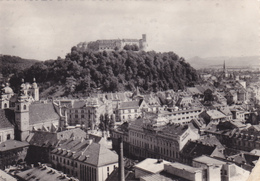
<box><xmin>86</xmin><ymin>34</ymin><xmax>147</xmax><ymax>51</ymax></box>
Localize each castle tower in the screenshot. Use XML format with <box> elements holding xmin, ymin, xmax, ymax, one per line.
<box><xmin>15</xmin><ymin>84</ymin><xmax>30</xmax><ymax>141</ymax></box>
<box><xmin>142</xmin><ymin>34</ymin><xmax>146</xmax><ymax>42</ymax></box>
<box><xmin>140</xmin><ymin>34</ymin><xmax>148</xmax><ymax>51</ymax></box>
<box><xmin>31</xmin><ymin>78</ymin><xmax>39</xmax><ymax>101</ymax></box>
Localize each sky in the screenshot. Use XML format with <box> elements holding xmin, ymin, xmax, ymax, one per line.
<box><xmin>0</xmin><ymin>0</ymin><xmax>259</xmax><ymax>61</ymax></box>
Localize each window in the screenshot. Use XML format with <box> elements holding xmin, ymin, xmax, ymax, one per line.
<box><xmin>23</xmin><ymin>105</ymin><xmax>26</xmax><ymax>110</ymax></box>
<box><xmin>4</xmin><ymin>103</ymin><xmax>7</xmax><ymax>108</ymax></box>
<box><xmin>17</xmin><ymin>105</ymin><xmax>20</xmax><ymax>111</ymax></box>
<box><xmin>7</xmin><ymin>134</ymin><xmax>11</xmax><ymax>140</ymax></box>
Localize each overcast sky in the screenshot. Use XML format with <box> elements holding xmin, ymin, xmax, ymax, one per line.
<box><xmin>0</xmin><ymin>0</ymin><xmax>259</xmax><ymax>61</ymax></box>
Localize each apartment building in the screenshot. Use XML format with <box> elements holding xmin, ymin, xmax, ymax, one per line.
<box><xmin>51</xmin><ymin>137</ymin><xmax>118</xmax><ymax>181</ymax></box>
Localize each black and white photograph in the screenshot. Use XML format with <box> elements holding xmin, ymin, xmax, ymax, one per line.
<box><xmin>0</xmin><ymin>0</ymin><xmax>260</xmax><ymax>180</ymax></box>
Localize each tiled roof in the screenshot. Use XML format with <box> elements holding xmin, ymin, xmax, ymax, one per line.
<box><xmin>57</xmin><ymin>128</ymin><xmax>86</xmax><ymax>140</ymax></box>
<box><xmin>181</xmin><ymin>141</ymin><xmax>216</xmax><ymax>157</ymax></box>
<box><xmin>16</xmin><ymin>165</ymin><xmax>79</xmax><ymax>181</ymax></box>
<box><xmin>187</xmin><ymin>87</ymin><xmax>202</xmax><ymax>95</ymax></box>
<box><xmin>0</xmin><ymin>169</ymin><xmax>16</xmax><ymax>181</ymax></box>
<box><xmin>29</xmin><ymin>132</ymin><xmax>59</xmax><ymax>147</ymax></box>
<box><xmin>206</xmin><ymin>110</ymin><xmax>226</xmax><ymax>119</ymax></box>
<box><xmin>0</xmin><ymin>109</ymin><xmax>14</xmax><ymax>129</ymax></box>
<box><xmin>193</xmin><ymin>155</ymin><xmax>226</xmax><ymax>165</ymax></box>
<box><xmin>29</xmin><ymin>102</ymin><xmax>60</xmax><ymax>125</ymax></box>
<box><xmin>119</xmin><ymin>101</ymin><xmax>140</xmax><ymax>109</ymax></box>
<box><xmin>199</xmin><ymin>135</ymin><xmax>225</xmax><ymax>150</ymax></box>
<box><xmin>219</xmin><ymin>107</ymin><xmax>232</xmax><ymax>116</ymax></box>
<box><xmin>0</xmin><ymin>140</ymin><xmax>29</xmax><ymax>151</ymax></box>
<box><xmin>29</xmin><ymin>128</ymin><xmax>86</xmax><ymax>147</ymax></box>
<box><xmin>52</xmin><ymin>138</ymin><xmax>118</xmax><ymax>167</ymax></box>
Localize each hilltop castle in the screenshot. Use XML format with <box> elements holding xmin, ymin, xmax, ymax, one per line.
<box><xmin>77</xmin><ymin>34</ymin><xmax>148</xmax><ymax>52</ymax></box>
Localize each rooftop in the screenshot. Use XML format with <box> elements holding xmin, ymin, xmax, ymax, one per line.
<box><xmin>118</xmin><ymin>100</ymin><xmax>141</xmax><ymax>109</ymax></box>
<box><xmin>134</xmin><ymin>158</ymin><xmax>170</xmax><ymax>174</ymax></box>
<box><xmin>165</xmin><ymin>162</ymin><xmax>203</xmax><ymax>173</ymax></box>
<box><xmin>16</xmin><ymin>165</ymin><xmax>79</xmax><ymax>181</ymax></box>
<box><xmin>29</xmin><ymin>102</ymin><xmax>60</xmax><ymax>125</ymax></box>
<box><xmin>0</xmin><ymin>109</ymin><xmax>14</xmax><ymax>129</ymax></box>
<box><xmin>206</xmin><ymin>110</ymin><xmax>226</xmax><ymax>119</ymax></box>
<box><xmin>193</xmin><ymin>155</ymin><xmax>226</xmax><ymax>165</ymax></box>
<box><xmin>0</xmin><ymin>140</ymin><xmax>29</xmax><ymax>152</ymax></box>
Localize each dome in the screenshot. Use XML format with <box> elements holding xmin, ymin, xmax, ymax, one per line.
<box><xmin>3</xmin><ymin>86</ymin><xmax>14</xmax><ymax>94</ymax></box>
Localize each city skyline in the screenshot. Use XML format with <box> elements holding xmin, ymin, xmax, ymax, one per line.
<box><xmin>1</xmin><ymin>0</ymin><xmax>259</xmax><ymax>61</ymax></box>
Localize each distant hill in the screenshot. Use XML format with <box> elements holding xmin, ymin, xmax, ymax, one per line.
<box><xmin>0</xmin><ymin>55</ymin><xmax>39</xmax><ymax>78</ymax></box>
<box><xmin>9</xmin><ymin>47</ymin><xmax>200</xmax><ymax>97</ymax></box>
<box><xmin>187</xmin><ymin>56</ymin><xmax>260</xmax><ymax>69</ymax></box>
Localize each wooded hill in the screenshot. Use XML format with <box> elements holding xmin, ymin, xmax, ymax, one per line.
<box><xmin>9</xmin><ymin>47</ymin><xmax>200</xmax><ymax>97</ymax></box>
<box><xmin>0</xmin><ymin>55</ymin><xmax>38</xmax><ymax>78</ymax></box>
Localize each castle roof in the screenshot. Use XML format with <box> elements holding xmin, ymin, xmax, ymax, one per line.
<box><xmin>29</xmin><ymin>102</ymin><xmax>60</xmax><ymax>125</ymax></box>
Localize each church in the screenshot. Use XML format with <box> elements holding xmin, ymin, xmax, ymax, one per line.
<box><xmin>0</xmin><ymin>79</ymin><xmax>61</xmax><ymax>142</ymax></box>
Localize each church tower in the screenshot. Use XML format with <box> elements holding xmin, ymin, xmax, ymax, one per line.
<box><xmin>31</xmin><ymin>78</ymin><xmax>39</xmax><ymax>101</ymax></box>
<box><xmin>223</xmin><ymin>60</ymin><xmax>228</xmax><ymax>78</ymax></box>
<box><xmin>15</xmin><ymin>83</ymin><xmax>30</xmax><ymax>141</ymax></box>
<box><xmin>0</xmin><ymin>84</ymin><xmax>9</xmax><ymax>109</ymax></box>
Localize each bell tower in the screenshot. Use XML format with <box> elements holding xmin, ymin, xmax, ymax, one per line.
<box><xmin>0</xmin><ymin>84</ymin><xmax>9</xmax><ymax>109</ymax></box>
<box><xmin>31</xmin><ymin>78</ymin><xmax>39</xmax><ymax>101</ymax></box>
<box><xmin>15</xmin><ymin>84</ymin><xmax>30</xmax><ymax>141</ymax></box>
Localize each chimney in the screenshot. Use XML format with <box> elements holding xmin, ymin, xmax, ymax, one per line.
<box><xmin>118</xmin><ymin>138</ymin><xmax>125</xmax><ymax>181</ymax></box>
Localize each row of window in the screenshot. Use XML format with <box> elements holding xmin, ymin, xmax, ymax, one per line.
<box><xmin>53</xmin><ymin>155</ymin><xmax>78</xmax><ymax>168</ymax></box>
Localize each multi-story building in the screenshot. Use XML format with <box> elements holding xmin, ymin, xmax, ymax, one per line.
<box><xmin>116</xmin><ymin>100</ymin><xmax>149</xmax><ymax>123</ymax></box>
<box><xmin>51</xmin><ymin>137</ymin><xmax>118</xmax><ymax>181</ymax></box>
<box><xmin>0</xmin><ymin>109</ymin><xmax>14</xmax><ymax>143</ymax></box>
<box><xmin>127</xmin><ymin>115</ymin><xmax>200</xmax><ymax>162</ymax></box>
<box><xmin>163</xmin><ymin>107</ymin><xmax>203</xmax><ymax>125</ymax></box>
<box><xmin>55</xmin><ymin>97</ymin><xmax>113</xmax><ymax>130</ymax></box>
<box><xmin>199</xmin><ymin>110</ymin><xmax>227</xmax><ymax>125</ymax></box>
<box><xmin>0</xmin><ymin>140</ymin><xmax>29</xmax><ymax>170</ymax></box>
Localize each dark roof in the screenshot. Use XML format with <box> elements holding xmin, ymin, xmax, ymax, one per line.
<box><xmin>29</xmin><ymin>132</ymin><xmax>59</xmax><ymax>147</ymax></box>
<box><xmin>29</xmin><ymin>128</ymin><xmax>86</xmax><ymax>147</ymax></box>
<box><xmin>29</xmin><ymin>102</ymin><xmax>60</xmax><ymax>125</ymax></box>
<box><xmin>105</xmin><ymin>167</ymin><xmax>137</xmax><ymax>181</ymax></box>
<box><xmin>0</xmin><ymin>140</ymin><xmax>29</xmax><ymax>151</ymax></box>
<box><xmin>181</xmin><ymin>140</ymin><xmax>216</xmax><ymax>157</ymax></box>
<box><xmin>0</xmin><ymin>109</ymin><xmax>14</xmax><ymax>129</ymax></box>
<box><xmin>199</xmin><ymin>135</ymin><xmax>225</xmax><ymax>150</ymax></box>
<box><xmin>16</xmin><ymin>165</ymin><xmax>79</xmax><ymax>181</ymax></box>
<box><xmin>57</xmin><ymin>128</ymin><xmax>86</xmax><ymax>140</ymax></box>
